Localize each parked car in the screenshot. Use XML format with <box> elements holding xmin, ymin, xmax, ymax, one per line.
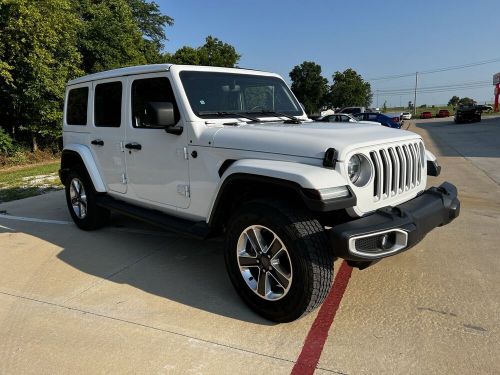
<box><xmin>353</xmin><ymin>112</ymin><xmax>402</xmax><ymax>128</ymax></box>
<box><xmin>436</xmin><ymin>109</ymin><xmax>451</xmax><ymax>118</ymax></box>
<box><xmin>476</xmin><ymin>105</ymin><xmax>493</xmax><ymax>112</ymax></box>
<box><xmin>454</xmin><ymin>106</ymin><xmax>481</xmax><ymax>123</ymax></box>
<box><xmin>401</xmin><ymin>112</ymin><xmax>412</xmax><ymax>120</ymax></box>
<box><xmin>420</xmin><ymin>111</ymin><xmax>433</xmax><ymax>119</ymax></box>
<box><xmin>338</xmin><ymin>106</ymin><xmax>365</xmax><ymax>115</ymax></box>
<box><xmin>59</xmin><ymin>64</ymin><xmax>460</xmax><ymax>322</ymax></box>
<box><xmin>317</xmin><ymin>113</ymin><xmax>379</xmax><ymax>126</ymax></box>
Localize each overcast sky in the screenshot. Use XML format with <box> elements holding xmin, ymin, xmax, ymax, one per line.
<box><xmin>157</xmin><ymin>0</ymin><xmax>499</xmax><ymax>107</ymax></box>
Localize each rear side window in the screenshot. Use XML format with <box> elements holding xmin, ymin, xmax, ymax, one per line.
<box><xmin>131</xmin><ymin>77</ymin><xmax>180</xmax><ymax>128</ymax></box>
<box><xmin>94</xmin><ymin>81</ymin><xmax>122</xmax><ymax>127</ymax></box>
<box><xmin>66</xmin><ymin>87</ymin><xmax>88</xmax><ymax>125</ymax></box>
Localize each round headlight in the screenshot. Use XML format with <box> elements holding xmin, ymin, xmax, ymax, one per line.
<box><xmin>347</xmin><ymin>154</ymin><xmax>372</xmax><ymax>187</ymax></box>
<box><xmin>348</xmin><ymin>155</ymin><xmax>362</xmax><ymax>183</ymax></box>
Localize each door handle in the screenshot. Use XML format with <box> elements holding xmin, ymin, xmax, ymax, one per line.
<box><xmin>91</xmin><ymin>139</ymin><xmax>104</xmax><ymax>146</ymax></box>
<box><xmin>125</xmin><ymin>142</ymin><xmax>142</xmax><ymax>150</ymax></box>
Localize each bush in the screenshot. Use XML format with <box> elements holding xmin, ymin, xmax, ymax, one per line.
<box><xmin>0</xmin><ymin>128</ymin><xmax>14</xmax><ymax>155</ymax></box>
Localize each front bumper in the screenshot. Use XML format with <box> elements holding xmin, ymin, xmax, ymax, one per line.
<box><xmin>329</xmin><ymin>182</ymin><xmax>460</xmax><ymax>262</ymax></box>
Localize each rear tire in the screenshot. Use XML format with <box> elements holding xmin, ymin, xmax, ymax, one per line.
<box><xmin>224</xmin><ymin>200</ymin><xmax>334</xmax><ymax>322</ymax></box>
<box><xmin>65</xmin><ymin>167</ymin><xmax>110</xmax><ymax>230</ymax></box>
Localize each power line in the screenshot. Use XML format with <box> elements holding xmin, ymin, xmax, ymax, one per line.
<box><xmin>368</xmin><ymin>57</ymin><xmax>500</xmax><ymax>81</ymax></box>
<box><xmin>375</xmin><ymin>80</ymin><xmax>491</xmax><ymax>95</ymax></box>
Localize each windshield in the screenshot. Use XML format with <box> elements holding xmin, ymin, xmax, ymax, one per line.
<box><xmin>179</xmin><ymin>71</ymin><xmax>303</xmax><ymax>119</ymax></box>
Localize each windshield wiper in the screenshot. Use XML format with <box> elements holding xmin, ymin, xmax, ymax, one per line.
<box><xmin>197</xmin><ymin>111</ymin><xmax>260</xmax><ymax>122</ymax></box>
<box><xmin>249</xmin><ymin>110</ymin><xmax>302</xmax><ymax>124</ymax></box>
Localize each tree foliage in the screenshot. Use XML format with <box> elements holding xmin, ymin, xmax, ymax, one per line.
<box><xmin>0</xmin><ymin>0</ymin><xmax>83</xmax><ymax>148</ymax></box>
<box><xmin>448</xmin><ymin>95</ymin><xmax>460</xmax><ymax>107</ymax></box>
<box><xmin>458</xmin><ymin>97</ymin><xmax>476</xmax><ymax>106</ymax></box>
<box><xmin>168</xmin><ymin>36</ymin><xmax>241</xmax><ymax>67</ymax></box>
<box><xmin>329</xmin><ymin>68</ymin><xmax>372</xmax><ymax>108</ymax></box>
<box><xmin>289</xmin><ymin>61</ymin><xmax>329</xmax><ymax>115</ymax></box>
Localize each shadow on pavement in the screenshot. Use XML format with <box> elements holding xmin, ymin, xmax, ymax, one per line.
<box><xmin>0</xmin><ymin>209</ymin><xmax>275</xmax><ymax>326</ymax></box>
<box><xmin>414</xmin><ymin>116</ymin><xmax>500</xmax><ymax>158</ymax></box>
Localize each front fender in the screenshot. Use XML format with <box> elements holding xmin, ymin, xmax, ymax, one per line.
<box><xmin>219</xmin><ymin>159</ymin><xmax>346</xmax><ymax>189</ymax></box>
<box><xmin>207</xmin><ymin>159</ymin><xmax>350</xmax><ymax>224</ymax></box>
<box><xmin>62</xmin><ymin>144</ymin><xmax>106</xmax><ymax>192</ymax></box>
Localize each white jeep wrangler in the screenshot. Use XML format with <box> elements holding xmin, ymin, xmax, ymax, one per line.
<box><xmin>60</xmin><ymin>64</ymin><xmax>460</xmax><ymax>322</ymax></box>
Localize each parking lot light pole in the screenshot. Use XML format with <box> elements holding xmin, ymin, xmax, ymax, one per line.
<box><xmin>414</xmin><ymin>72</ymin><xmax>418</xmax><ymax>115</ymax></box>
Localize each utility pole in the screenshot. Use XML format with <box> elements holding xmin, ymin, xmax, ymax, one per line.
<box><xmin>413</xmin><ymin>72</ymin><xmax>418</xmax><ymax>115</ymax></box>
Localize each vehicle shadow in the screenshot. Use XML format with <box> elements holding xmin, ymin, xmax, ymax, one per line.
<box><xmin>0</xmin><ymin>207</ymin><xmax>276</xmax><ymax>325</ymax></box>
<box><xmin>414</xmin><ymin>116</ymin><xmax>500</xmax><ymax>158</ymax></box>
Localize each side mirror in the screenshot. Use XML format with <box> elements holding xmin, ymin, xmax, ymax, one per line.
<box><xmin>147</xmin><ymin>102</ymin><xmax>183</xmax><ymax>135</ymax></box>
<box><xmin>147</xmin><ymin>102</ymin><xmax>175</xmax><ymax>126</ymax></box>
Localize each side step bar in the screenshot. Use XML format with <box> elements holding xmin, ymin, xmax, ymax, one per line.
<box><xmin>96</xmin><ymin>195</ymin><xmax>211</xmax><ymax>239</ymax></box>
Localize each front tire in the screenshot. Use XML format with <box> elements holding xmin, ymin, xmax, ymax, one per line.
<box><xmin>65</xmin><ymin>168</ymin><xmax>109</xmax><ymax>230</ymax></box>
<box><xmin>224</xmin><ymin>200</ymin><xmax>334</xmax><ymax>322</ymax></box>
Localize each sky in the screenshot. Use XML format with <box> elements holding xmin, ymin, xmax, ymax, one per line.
<box><xmin>156</xmin><ymin>0</ymin><xmax>500</xmax><ymax>107</ymax></box>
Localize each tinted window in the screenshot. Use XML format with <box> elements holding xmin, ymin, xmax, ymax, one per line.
<box><xmin>94</xmin><ymin>81</ymin><xmax>122</xmax><ymax>127</ymax></box>
<box><xmin>66</xmin><ymin>87</ymin><xmax>88</xmax><ymax>125</ymax></box>
<box><xmin>368</xmin><ymin>114</ymin><xmax>378</xmax><ymax>120</ymax></box>
<box><xmin>131</xmin><ymin>77</ymin><xmax>179</xmax><ymax>128</ymax></box>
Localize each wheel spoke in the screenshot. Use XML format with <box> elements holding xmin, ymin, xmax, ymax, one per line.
<box><xmin>238</xmin><ymin>256</ymin><xmax>259</xmax><ymax>268</ymax></box>
<box><xmin>80</xmin><ymin>202</ymin><xmax>87</xmax><ymax>218</ymax></box>
<box><xmin>267</xmin><ymin>237</ymin><xmax>282</xmax><ymax>258</ymax></box>
<box><xmin>71</xmin><ymin>179</ymin><xmax>80</xmax><ymax>195</ymax></box>
<box><xmin>245</xmin><ymin>228</ymin><xmax>264</xmax><ymax>254</ymax></box>
<box><xmin>269</xmin><ymin>267</ymin><xmax>290</xmax><ymax>289</ymax></box>
<box><xmin>257</xmin><ymin>271</ymin><xmax>267</xmax><ymax>297</ymax></box>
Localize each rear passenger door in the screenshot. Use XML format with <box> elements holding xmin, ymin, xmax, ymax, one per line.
<box><xmin>124</xmin><ymin>74</ymin><xmax>190</xmax><ymax>209</ymax></box>
<box><xmin>90</xmin><ymin>79</ymin><xmax>127</xmax><ymax>194</ymax></box>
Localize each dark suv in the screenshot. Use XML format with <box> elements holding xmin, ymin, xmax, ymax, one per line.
<box><xmin>454</xmin><ymin>106</ymin><xmax>481</xmax><ymax>124</ymax></box>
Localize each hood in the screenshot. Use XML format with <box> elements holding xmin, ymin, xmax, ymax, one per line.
<box><xmin>211</xmin><ymin>121</ymin><xmax>420</xmax><ymax>160</ymax></box>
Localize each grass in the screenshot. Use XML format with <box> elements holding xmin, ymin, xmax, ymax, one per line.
<box><xmin>0</xmin><ymin>161</ymin><xmax>62</xmax><ymax>203</ymax></box>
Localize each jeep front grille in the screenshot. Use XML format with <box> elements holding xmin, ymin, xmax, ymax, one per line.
<box><xmin>369</xmin><ymin>141</ymin><xmax>424</xmax><ymax>201</ymax></box>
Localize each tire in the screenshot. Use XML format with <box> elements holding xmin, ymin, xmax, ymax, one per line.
<box><xmin>224</xmin><ymin>200</ymin><xmax>334</xmax><ymax>322</ymax></box>
<box><xmin>65</xmin><ymin>167</ymin><xmax>110</xmax><ymax>230</ymax></box>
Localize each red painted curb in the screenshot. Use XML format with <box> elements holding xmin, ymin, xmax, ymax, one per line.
<box><xmin>291</xmin><ymin>261</ymin><xmax>353</xmax><ymax>375</ymax></box>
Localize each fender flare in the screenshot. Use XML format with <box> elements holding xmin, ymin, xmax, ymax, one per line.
<box><xmin>207</xmin><ymin>159</ymin><xmax>353</xmax><ymax>225</ymax></box>
<box><xmin>61</xmin><ymin>144</ymin><xmax>106</xmax><ymax>192</ymax></box>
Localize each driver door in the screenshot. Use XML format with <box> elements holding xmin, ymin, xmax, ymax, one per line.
<box><xmin>124</xmin><ymin>73</ymin><xmax>190</xmax><ymax>209</ymax></box>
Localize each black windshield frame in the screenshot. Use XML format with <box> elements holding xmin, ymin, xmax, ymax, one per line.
<box><xmin>179</xmin><ymin>71</ymin><xmax>304</xmax><ymax>119</ymax></box>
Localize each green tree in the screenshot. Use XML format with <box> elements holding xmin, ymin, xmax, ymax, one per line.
<box><xmin>75</xmin><ymin>0</ymin><xmax>149</xmax><ymax>73</ymax></box>
<box><xmin>458</xmin><ymin>97</ymin><xmax>476</xmax><ymax>106</ymax></box>
<box><xmin>448</xmin><ymin>95</ymin><xmax>460</xmax><ymax>107</ymax></box>
<box><xmin>127</xmin><ymin>0</ymin><xmax>174</xmax><ymax>63</ymax></box>
<box><xmin>169</xmin><ymin>36</ymin><xmax>241</xmax><ymax>67</ymax></box>
<box><xmin>329</xmin><ymin>68</ymin><xmax>372</xmax><ymax>108</ymax></box>
<box><xmin>289</xmin><ymin>61</ymin><xmax>329</xmax><ymax>115</ymax></box>
<box><xmin>0</xmin><ymin>0</ymin><xmax>82</xmax><ymax>149</ymax></box>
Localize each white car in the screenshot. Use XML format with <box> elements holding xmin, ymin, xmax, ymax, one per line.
<box><xmin>60</xmin><ymin>64</ymin><xmax>460</xmax><ymax>322</ymax></box>
<box><xmin>318</xmin><ymin>113</ymin><xmax>380</xmax><ymax>126</ymax></box>
<box><xmin>401</xmin><ymin>112</ymin><xmax>412</xmax><ymax>120</ymax></box>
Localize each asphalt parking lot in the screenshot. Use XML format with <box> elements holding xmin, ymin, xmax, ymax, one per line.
<box><xmin>1</xmin><ymin>116</ymin><xmax>499</xmax><ymax>374</ymax></box>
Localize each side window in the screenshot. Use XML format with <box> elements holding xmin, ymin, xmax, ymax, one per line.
<box><xmin>66</xmin><ymin>87</ymin><xmax>88</xmax><ymax>125</ymax></box>
<box><xmin>341</xmin><ymin>115</ymin><xmax>350</xmax><ymax>122</ymax></box>
<box><xmin>368</xmin><ymin>114</ymin><xmax>378</xmax><ymax>121</ymax></box>
<box><xmin>94</xmin><ymin>81</ymin><xmax>122</xmax><ymax>127</ymax></box>
<box><xmin>131</xmin><ymin>77</ymin><xmax>180</xmax><ymax>128</ymax></box>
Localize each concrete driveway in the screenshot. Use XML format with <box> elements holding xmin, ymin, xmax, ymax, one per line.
<box><xmin>1</xmin><ymin>117</ymin><xmax>499</xmax><ymax>374</ymax></box>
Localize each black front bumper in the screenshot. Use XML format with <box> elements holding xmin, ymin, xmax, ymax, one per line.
<box><xmin>329</xmin><ymin>182</ymin><xmax>460</xmax><ymax>262</ymax></box>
